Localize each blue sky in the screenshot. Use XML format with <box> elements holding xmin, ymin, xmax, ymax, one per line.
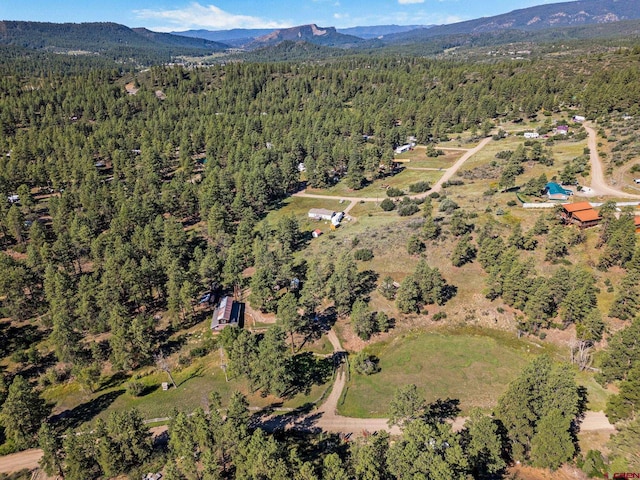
<box><xmin>1</xmin><ymin>1</ymin><xmax>565</xmax><ymax>31</ymax></box>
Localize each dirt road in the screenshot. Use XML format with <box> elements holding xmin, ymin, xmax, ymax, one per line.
<box><xmin>0</xmin><ymin>448</ymin><xmax>43</xmax><ymax>474</ymax></box>
<box><xmin>584</xmin><ymin>124</ymin><xmax>640</xmax><ymax>199</ymax></box>
<box><xmin>293</xmin><ymin>136</ymin><xmax>493</xmax><ymax>211</ymax></box>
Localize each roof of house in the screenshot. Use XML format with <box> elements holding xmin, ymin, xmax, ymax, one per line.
<box><xmin>215</xmin><ymin>296</ymin><xmax>234</xmax><ymax>323</ymax></box>
<box><xmin>572</xmin><ymin>209</ymin><xmax>601</xmax><ymax>222</ymax></box>
<box><xmin>313</xmin><ymin>229</ymin><xmax>322</xmax><ymax>234</ymax></box>
<box><xmin>546</xmin><ymin>182</ymin><xmax>571</xmax><ymax>195</ymax></box>
<box><xmin>309</xmin><ymin>208</ymin><xmax>335</xmax><ymax>217</ymax></box>
<box><xmin>562</xmin><ymin>201</ymin><xmax>593</xmax><ymax>213</ymax></box>
<box><xmin>635</xmin><ymin>216</ymin><xmax>640</xmax><ymax>227</ymax></box>
<box><xmin>557</xmin><ymin>125</ymin><xmax>569</xmax><ymax>131</ymax></box>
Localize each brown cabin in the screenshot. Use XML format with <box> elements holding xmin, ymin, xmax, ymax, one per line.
<box><xmin>561</xmin><ymin>202</ymin><xmax>601</xmax><ymax>228</ymax></box>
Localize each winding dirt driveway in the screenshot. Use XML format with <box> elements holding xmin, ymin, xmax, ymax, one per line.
<box><xmin>294</xmin><ymin>136</ymin><xmax>493</xmax><ymax>217</ymax></box>
<box><xmin>583</xmin><ymin>124</ymin><xmax>640</xmax><ymax>199</ymax></box>
<box><xmin>297</xmin><ymin>329</ymin><xmax>613</xmax><ymax>437</ymax></box>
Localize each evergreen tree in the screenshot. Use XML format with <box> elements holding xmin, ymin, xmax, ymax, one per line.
<box><xmin>0</xmin><ymin>375</ymin><xmax>48</xmax><ymax>450</ymax></box>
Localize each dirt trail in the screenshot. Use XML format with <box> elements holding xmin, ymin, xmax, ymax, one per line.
<box><xmin>584</xmin><ymin>124</ymin><xmax>640</xmax><ymax>199</ymax></box>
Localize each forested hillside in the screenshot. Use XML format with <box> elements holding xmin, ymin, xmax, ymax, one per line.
<box><xmin>1</xmin><ymin>43</ymin><xmax>640</xmax><ymax>478</ymax></box>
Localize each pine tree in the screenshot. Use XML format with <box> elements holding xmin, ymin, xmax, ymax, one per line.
<box><xmin>0</xmin><ymin>375</ymin><xmax>48</xmax><ymax>449</ymax></box>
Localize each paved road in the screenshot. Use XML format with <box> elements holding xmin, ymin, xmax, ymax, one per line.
<box><xmin>583</xmin><ymin>124</ymin><xmax>640</xmax><ymax>199</ymax></box>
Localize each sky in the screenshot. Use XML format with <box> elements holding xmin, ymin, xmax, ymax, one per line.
<box><xmin>1</xmin><ymin>0</ymin><xmax>566</xmax><ymax>32</ymax></box>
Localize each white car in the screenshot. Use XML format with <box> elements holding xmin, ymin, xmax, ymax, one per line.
<box><xmin>635</xmin><ymin>179</ymin><xmax>640</xmax><ymax>184</ymax></box>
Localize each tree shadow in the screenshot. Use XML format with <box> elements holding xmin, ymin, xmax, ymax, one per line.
<box><xmin>424</xmin><ymin>398</ymin><xmax>461</xmax><ymax>423</ymax></box>
<box><xmin>0</xmin><ymin>321</ymin><xmax>46</xmax><ymax>358</ymax></box>
<box><xmin>17</xmin><ymin>351</ymin><xmax>57</xmax><ymax>380</ymax></box>
<box><xmin>357</xmin><ymin>270</ymin><xmax>379</xmax><ymax>297</ymax></box>
<box><xmin>96</xmin><ymin>371</ymin><xmax>130</xmax><ymax>392</ymax></box>
<box><xmin>441</xmin><ymin>284</ymin><xmax>458</xmax><ymax>304</ymax></box>
<box><xmin>283</xmin><ymin>353</ymin><xmax>334</xmax><ymax>398</ymax></box>
<box><xmin>178</xmin><ymin>365</ymin><xmax>204</xmax><ymax>387</ymax></box>
<box><xmin>51</xmin><ymin>389</ymin><xmax>125</xmax><ymax>431</ymax></box>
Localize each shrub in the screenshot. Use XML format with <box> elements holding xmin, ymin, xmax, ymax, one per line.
<box><xmin>432</xmin><ymin>312</ymin><xmax>447</xmax><ymax>321</ymax></box>
<box><xmin>127</xmin><ymin>381</ymin><xmax>145</xmax><ymax>397</ymax></box>
<box><xmin>506</xmin><ymin>200</ymin><xmax>517</xmax><ymax>207</ymax></box>
<box><xmin>407</xmin><ymin>235</ymin><xmax>425</xmax><ymax>255</ymax></box>
<box><xmin>354</xmin><ymin>248</ymin><xmax>374</xmax><ymax>261</ymax></box>
<box><xmin>386</xmin><ymin>187</ymin><xmax>404</xmax><ymax>197</ymax></box>
<box><xmin>352</xmin><ymin>351</ymin><xmax>380</xmax><ymax>375</ymax></box>
<box><xmin>442</xmin><ymin>179</ymin><xmax>464</xmax><ymax>188</ymax></box>
<box><xmin>189</xmin><ymin>346</ymin><xmax>209</xmax><ymax>358</ymax></box>
<box><xmin>429</xmin><ymin>191</ymin><xmax>440</xmax><ymax>199</ymax></box>
<box><xmin>438</xmin><ymin>198</ymin><xmax>459</xmax><ymax>213</ymax></box>
<box><xmin>380</xmin><ymin>198</ymin><xmax>396</xmax><ymax>211</ymax></box>
<box><xmin>398</xmin><ymin>203</ymin><xmax>419</xmax><ymax>216</ymax></box>
<box><xmin>409</xmin><ymin>181</ymin><xmax>431</xmax><ymax>193</ymax></box>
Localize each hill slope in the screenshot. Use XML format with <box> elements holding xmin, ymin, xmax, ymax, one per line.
<box><xmin>384</xmin><ymin>0</ymin><xmax>640</xmax><ymax>44</ymax></box>
<box><xmin>0</xmin><ymin>21</ymin><xmax>227</xmax><ymax>62</ymax></box>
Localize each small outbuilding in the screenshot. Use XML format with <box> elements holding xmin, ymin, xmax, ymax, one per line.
<box><xmin>312</xmin><ymin>229</ymin><xmax>323</xmax><ymax>238</ymax></box>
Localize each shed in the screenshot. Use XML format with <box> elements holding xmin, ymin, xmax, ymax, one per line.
<box><xmin>312</xmin><ymin>229</ymin><xmax>323</xmax><ymax>238</ymax></box>
<box><xmin>308</xmin><ymin>208</ymin><xmax>335</xmax><ymax>221</ymax></box>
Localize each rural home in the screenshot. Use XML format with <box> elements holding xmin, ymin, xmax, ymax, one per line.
<box><xmin>572</xmin><ymin>115</ymin><xmax>586</xmax><ymax>123</ymax></box>
<box><xmin>308</xmin><ymin>208</ymin><xmax>335</xmax><ymax>221</ymax></box>
<box><xmin>545</xmin><ymin>182</ymin><xmax>573</xmax><ymax>201</ymax></box>
<box><xmin>524</xmin><ymin>132</ymin><xmax>539</xmax><ymax>139</ymax></box>
<box><xmin>394</xmin><ymin>144</ymin><xmax>412</xmax><ymax>155</ymax></box>
<box><xmin>555</xmin><ymin>125</ymin><xmax>569</xmax><ymax>135</ymax></box>
<box><xmin>561</xmin><ymin>202</ymin><xmax>601</xmax><ymax>228</ymax></box>
<box><xmin>210</xmin><ymin>296</ymin><xmax>242</xmax><ymax>331</ymax></box>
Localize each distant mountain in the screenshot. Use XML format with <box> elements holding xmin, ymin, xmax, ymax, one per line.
<box><xmin>132</xmin><ymin>28</ymin><xmax>228</xmax><ymax>50</ymax></box>
<box><xmin>383</xmin><ymin>0</ymin><xmax>640</xmax><ymax>44</ymax></box>
<box><xmin>171</xmin><ymin>28</ymin><xmax>274</xmax><ymax>48</ymax></box>
<box><xmin>0</xmin><ymin>21</ymin><xmax>227</xmax><ymax>63</ymax></box>
<box><xmin>246</xmin><ymin>24</ymin><xmax>365</xmax><ymax>49</ymax></box>
<box><xmin>173</xmin><ymin>24</ymin><xmax>429</xmax><ymax>47</ymax></box>
<box><xmin>337</xmin><ymin>25</ymin><xmax>429</xmax><ymax>39</ymax></box>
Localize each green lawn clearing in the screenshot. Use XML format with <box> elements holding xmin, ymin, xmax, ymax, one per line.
<box><xmin>338</xmin><ymin>328</ymin><xmax>538</xmax><ymax>418</ymax></box>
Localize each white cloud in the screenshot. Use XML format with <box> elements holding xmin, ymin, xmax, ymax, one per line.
<box><xmin>133</xmin><ymin>2</ymin><xmax>290</xmax><ymax>31</ymax></box>
<box><xmin>398</xmin><ymin>0</ymin><xmax>425</xmax><ymax>4</ymax></box>
<box><xmin>334</xmin><ymin>13</ymin><xmax>350</xmax><ymax>19</ymax></box>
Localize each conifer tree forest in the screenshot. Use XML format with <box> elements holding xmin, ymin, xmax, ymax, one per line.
<box><xmin>1</xmin><ymin>37</ymin><xmax>640</xmax><ymax>479</ymax></box>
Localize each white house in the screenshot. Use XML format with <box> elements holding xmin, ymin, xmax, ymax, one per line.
<box><xmin>524</xmin><ymin>132</ymin><xmax>539</xmax><ymax>139</ymax></box>
<box><xmin>572</xmin><ymin>115</ymin><xmax>586</xmax><ymax>123</ymax></box>
<box><xmin>308</xmin><ymin>208</ymin><xmax>335</xmax><ymax>221</ymax></box>
<box><xmin>394</xmin><ymin>144</ymin><xmax>411</xmax><ymax>155</ymax></box>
